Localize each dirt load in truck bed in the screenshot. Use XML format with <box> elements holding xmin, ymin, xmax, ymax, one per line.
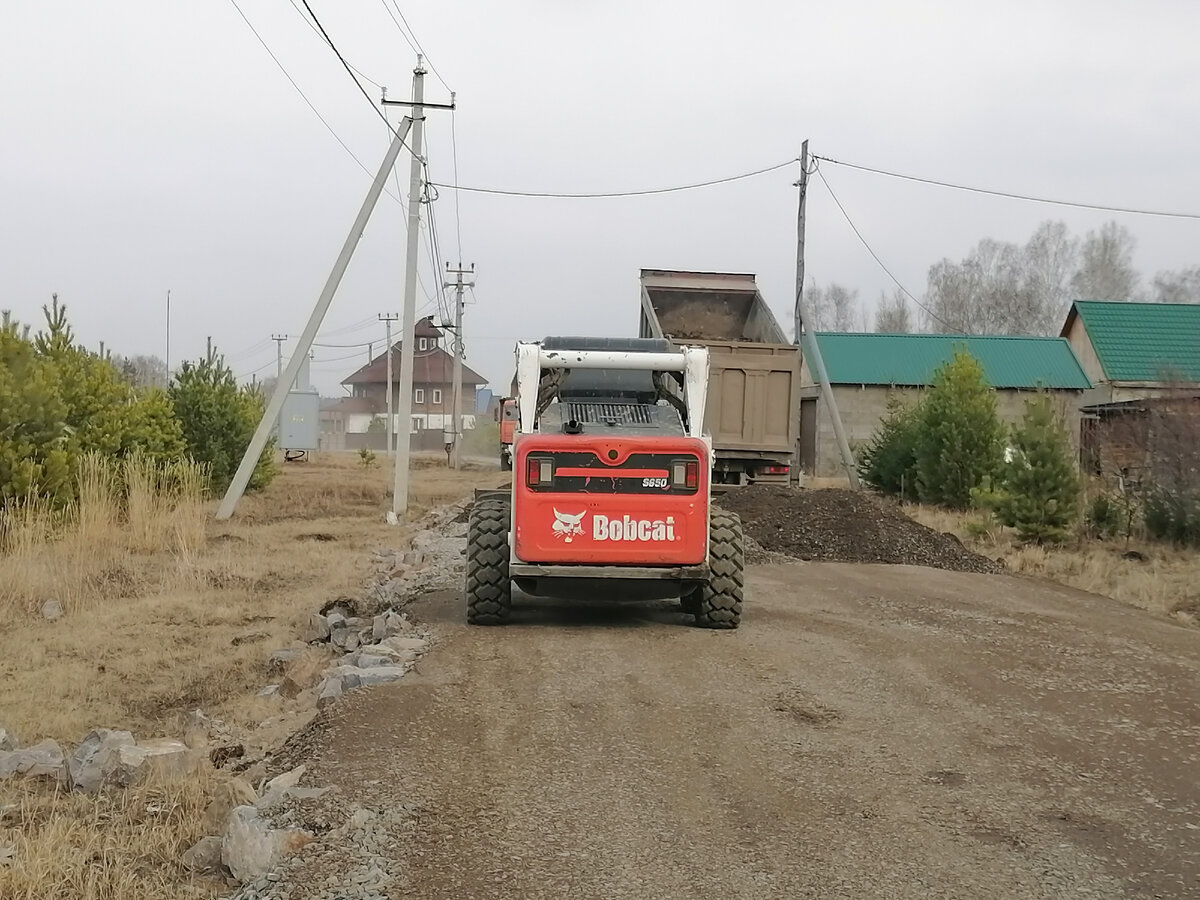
<box><xmin>718</xmin><ymin>486</ymin><xmax>1001</xmax><ymax>575</ymax></box>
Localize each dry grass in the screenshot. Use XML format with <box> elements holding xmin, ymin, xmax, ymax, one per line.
<box><xmin>905</xmin><ymin>503</ymin><xmax>1200</xmax><ymax>621</ymax></box>
<box><xmin>1</xmin><ymin>775</ymin><xmax>212</xmax><ymax>900</ymax></box>
<box><xmin>0</xmin><ymin>449</ymin><xmax>501</xmax><ymax>899</ymax></box>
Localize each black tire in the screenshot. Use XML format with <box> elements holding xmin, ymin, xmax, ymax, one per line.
<box><xmin>694</xmin><ymin>511</ymin><xmax>744</xmax><ymax>629</ymax></box>
<box><xmin>679</xmin><ymin>589</ymin><xmax>701</xmax><ymax>615</ymax></box>
<box><xmin>466</xmin><ymin>501</ymin><xmax>512</xmax><ymax>625</ymax></box>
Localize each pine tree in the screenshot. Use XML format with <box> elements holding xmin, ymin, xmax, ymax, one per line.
<box><xmin>994</xmin><ymin>395</ymin><xmax>1080</xmax><ymax>542</ymax></box>
<box><xmin>858</xmin><ymin>392</ymin><xmax>922</xmax><ymax>499</ymax></box>
<box><xmin>915</xmin><ymin>349</ymin><xmax>1005</xmax><ymax>509</ymax></box>
<box><xmin>169</xmin><ymin>354</ymin><xmax>277</xmax><ymax>493</ymax></box>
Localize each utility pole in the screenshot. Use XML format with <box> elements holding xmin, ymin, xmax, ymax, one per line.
<box><xmin>794</xmin><ymin>140</ymin><xmax>860</xmax><ymax>489</ymax></box>
<box><xmin>206</xmin><ymin>336</ymin><xmax>214</xmax><ymax>364</ymax></box>
<box><xmin>215</xmin><ymin>116</ymin><xmax>414</xmax><ymax>521</ymax></box>
<box><xmin>368</xmin><ymin>342</ymin><xmax>374</xmax><ymax>367</ymax></box>
<box><xmin>444</xmin><ymin>263</ymin><xmax>475</xmax><ymax>469</ymax></box>
<box><xmin>271</xmin><ymin>334</ymin><xmax>288</xmax><ymax>443</ymax></box>
<box><xmin>389</xmin><ymin>61</ymin><xmax>426</xmax><ymax>515</ymax></box>
<box><xmin>272</xmin><ymin>334</ymin><xmax>288</xmax><ymax>381</ymax></box>
<box><xmin>379</xmin><ymin>313</ymin><xmax>399</xmax><ymax>455</ymax></box>
<box><xmin>165</xmin><ymin>289</ymin><xmax>171</xmax><ymax>379</ymax></box>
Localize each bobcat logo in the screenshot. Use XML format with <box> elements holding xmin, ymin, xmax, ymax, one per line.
<box><xmin>552</xmin><ymin>509</ymin><xmax>586</xmax><ymax>542</ymax></box>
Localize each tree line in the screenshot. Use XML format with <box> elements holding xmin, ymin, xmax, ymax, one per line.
<box><xmin>0</xmin><ymin>297</ymin><xmax>276</xmax><ymax>509</ymax></box>
<box><xmin>805</xmin><ymin>220</ymin><xmax>1200</xmax><ymax>335</ymax></box>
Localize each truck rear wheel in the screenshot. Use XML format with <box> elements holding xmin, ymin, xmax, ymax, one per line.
<box><xmin>694</xmin><ymin>511</ymin><xmax>744</xmax><ymax>629</ymax></box>
<box><xmin>466</xmin><ymin>500</ymin><xmax>512</xmax><ymax>625</ymax></box>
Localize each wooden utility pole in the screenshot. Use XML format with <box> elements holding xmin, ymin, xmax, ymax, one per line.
<box><xmin>444</xmin><ymin>263</ymin><xmax>475</xmax><ymax>469</ymax></box>
<box><xmin>794</xmin><ymin>141</ymin><xmax>860</xmax><ymax>489</ymax></box>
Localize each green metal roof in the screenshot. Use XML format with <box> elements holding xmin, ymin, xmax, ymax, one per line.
<box><xmin>1067</xmin><ymin>300</ymin><xmax>1200</xmax><ymax>382</ymax></box>
<box><xmin>811</xmin><ymin>333</ymin><xmax>1092</xmax><ymax>390</ymax></box>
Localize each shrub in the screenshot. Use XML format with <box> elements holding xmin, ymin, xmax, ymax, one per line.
<box><xmin>915</xmin><ymin>349</ymin><xmax>1005</xmax><ymax>509</ymax></box>
<box><xmin>169</xmin><ymin>354</ymin><xmax>278</xmax><ymax>494</ymax></box>
<box><xmin>1143</xmin><ymin>487</ymin><xmax>1200</xmax><ymax>546</ymax></box>
<box><xmin>991</xmin><ymin>395</ymin><xmax>1080</xmax><ymax>543</ymax></box>
<box><xmin>857</xmin><ymin>393</ymin><xmax>921</xmax><ymax>499</ymax></box>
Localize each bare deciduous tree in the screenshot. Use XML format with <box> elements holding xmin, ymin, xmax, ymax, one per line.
<box><xmin>114</xmin><ymin>353</ymin><xmax>168</xmax><ymax>389</ymax></box>
<box><xmin>1151</xmin><ymin>265</ymin><xmax>1200</xmax><ymax>304</ymax></box>
<box><xmin>1024</xmin><ymin>220</ymin><xmax>1078</xmax><ymax>326</ymax></box>
<box><xmin>874</xmin><ymin>289</ymin><xmax>913</xmax><ymax>333</ymax></box>
<box><xmin>1071</xmin><ymin>221</ymin><xmax>1140</xmax><ymax>301</ymax></box>
<box><xmin>804</xmin><ymin>282</ymin><xmax>860</xmax><ymax>332</ymax></box>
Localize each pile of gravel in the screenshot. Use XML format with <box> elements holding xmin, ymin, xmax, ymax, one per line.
<box><xmin>718</xmin><ymin>486</ymin><xmax>1002</xmax><ymax>575</ymax></box>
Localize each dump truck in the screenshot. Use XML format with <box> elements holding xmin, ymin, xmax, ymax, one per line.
<box><xmin>465</xmin><ymin>336</ymin><xmax>745</xmax><ymax>628</ymax></box>
<box><xmin>638</xmin><ymin>269</ymin><xmax>800</xmax><ymax>484</ymax></box>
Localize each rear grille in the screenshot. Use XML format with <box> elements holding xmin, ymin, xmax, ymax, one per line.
<box><xmin>566</xmin><ymin>402</ymin><xmax>654</xmax><ymax>426</ymax></box>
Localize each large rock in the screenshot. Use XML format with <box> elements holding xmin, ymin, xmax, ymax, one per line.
<box><xmin>331</xmin><ymin>665</ymin><xmax>408</xmax><ymax>690</ymax></box>
<box><xmin>329</xmin><ymin>625</ymin><xmax>361</xmax><ymax>652</ymax></box>
<box><xmin>203</xmin><ymin>777</ymin><xmax>259</xmax><ymax>834</ymax></box>
<box><xmin>256</xmin><ymin>765</ymin><xmax>329</xmax><ymax>810</ymax></box>
<box><xmin>40</xmin><ymin>599</ymin><xmax>63</xmax><ymax>621</ymax></box>
<box><xmin>316</xmin><ymin>676</ymin><xmax>343</xmax><ymax>709</ymax></box>
<box><xmin>0</xmin><ymin>740</ymin><xmax>65</xmax><ymax>781</ymax></box>
<box><xmin>302</xmin><ymin>613</ymin><xmax>330</xmax><ymax>644</ymax></box>
<box><xmin>280</xmin><ymin>652</ymin><xmax>328</xmax><ymax>699</ymax></box>
<box><xmin>105</xmin><ymin>739</ymin><xmax>195</xmax><ymax>787</ymax></box>
<box><xmin>221</xmin><ymin>805</ymin><xmax>312</xmax><ymax>883</ymax></box>
<box><xmin>181</xmin><ymin>835</ymin><xmax>223</xmax><ymax>874</ymax></box>
<box><xmin>382</xmin><ymin>635</ymin><xmax>429</xmax><ymax>654</ymax></box>
<box><xmin>68</xmin><ymin>729</ymin><xmax>135</xmax><ymax>793</ymax></box>
<box><xmin>0</xmin><ymin>727</ymin><xmax>15</xmax><ymax>752</ymax></box>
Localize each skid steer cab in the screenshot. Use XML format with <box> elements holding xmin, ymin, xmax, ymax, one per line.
<box><xmin>465</xmin><ymin>337</ymin><xmax>745</xmax><ymax>628</ymax></box>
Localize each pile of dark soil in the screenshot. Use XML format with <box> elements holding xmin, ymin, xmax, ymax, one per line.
<box><xmin>717</xmin><ymin>486</ymin><xmax>1002</xmax><ymax>575</ymax></box>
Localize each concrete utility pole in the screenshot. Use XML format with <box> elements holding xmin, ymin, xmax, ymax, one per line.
<box><xmin>214</xmin><ymin>116</ymin><xmax>414</xmax><ymax>521</ymax></box>
<box><xmin>794</xmin><ymin>140</ymin><xmax>860</xmax><ymax>489</ymax></box>
<box><xmin>272</xmin><ymin>334</ymin><xmax>287</xmax><ymax>380</ymax></box>
<box><xmin>165</xmin><ymin>289</ymin><xmax>171</xmax><ymax>378</ymax></box>
<box><xmin>379</xmin><ymin>313</ymin><xmax>399</xmax><ymax>455</ymax></box>
<box><xmin>444</xmin><ymin>263</ymin><xmax>475</xmax><ymax>469</ymax></box>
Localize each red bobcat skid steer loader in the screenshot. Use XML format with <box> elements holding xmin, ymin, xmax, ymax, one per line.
<box><xmin>465</xmin><ymin>336</ymin><xmax>745</xmax><ymax>628</ymax></box>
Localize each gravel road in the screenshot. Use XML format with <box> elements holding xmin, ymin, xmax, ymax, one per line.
<box><xmin>275</xmin><ymin>562</ymin><xmax>1199</xmax><ymax>899</ymax></box>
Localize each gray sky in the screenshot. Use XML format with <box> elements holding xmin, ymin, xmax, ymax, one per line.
<box><xmin>4</xmin><ymin>0</ymin><xmax>1199</xmax><ymax>395</ymax></box>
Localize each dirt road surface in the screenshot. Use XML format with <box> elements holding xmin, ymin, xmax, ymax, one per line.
<box><xmin>286</xmin><ymin>562</ymin><xmax>1199</xmax><ymax>899</ymax></box>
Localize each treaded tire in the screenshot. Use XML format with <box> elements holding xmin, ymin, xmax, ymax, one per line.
<box><xmin>694</xmin><ymin>511</ymin><xmax>744</xmax><ymax>629</ymax></box>
<box><xmin>466</xmin><ymin>500</ymin><xmax>512</xmax><ymax>625</ymax></box>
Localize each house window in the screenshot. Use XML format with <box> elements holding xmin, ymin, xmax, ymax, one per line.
<box><xmin>414</xmin><ymin>388</ymin><xmax>425</xmax><ymax>404</ymax></box>
<box><xmin>429</xmin><ymin>336</ymin><xmax>437</xmax><ymax>348</ymax></box>
<box><xmin>432</xmin><ymin>389</ymin><xmax>443</xmax><ymax>405</ymax></box>
<box><xmin>418</xmin><ymin>337</ymin><xmax>427</xmax><ymax>351</ymax></box>
<box><xmin>411</xmin><ymin>417</ymin><xmax>422</xmax><ymax>433</ymax></box>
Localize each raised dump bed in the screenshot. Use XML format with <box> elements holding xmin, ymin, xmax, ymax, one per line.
<box><xmin>639</xmin><ymin>269</ymin><xmax>800</xmax><ymax>484</ymax></box>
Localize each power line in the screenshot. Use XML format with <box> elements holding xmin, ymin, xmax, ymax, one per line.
<box><xmin>298</xmin><ymin>0</ymin><xmax>414</xmax><ymax>149</ymax></box>
<box><xmin>429</xmin><ymin>158</ymin><xmax>797</xmax><ymax>199</ymax></box>
<box><xmin>813</xmin><ymin>154</ymin><xmax>1200</xmax><ymax>221</ymax></box>
<box><xmin>813</xmin><ymin>165</ymin><xmax>961</xmax><ymax>334</ymax></box>
<box><xmin>226</xmin><ymin>0</ymin><xmax>380</xmax><ymax>184</ymax></box>
<box><xmin>376</xmin><ymin>0</ymin><xmax>421</xmax><ymax>58</ymax></box>
<box><xmin>286</xmin><ymin>0</ymin><xmax>384</xmax><ymax>88</ymax></box>
<box><xmin>383</xmin><ymin>0</ymin><xmax>451</xmax><ymax>91</ymax></box>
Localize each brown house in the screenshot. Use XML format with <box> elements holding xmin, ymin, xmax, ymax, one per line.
<box><xmin>340</xmin><ymin>316</ymin><xmax>487</xmax><ymax>436</ymax></box>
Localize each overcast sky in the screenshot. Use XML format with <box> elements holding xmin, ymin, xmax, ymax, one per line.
<box><xmin>4</xmin><ymin>0</ymin><xmax>1198</xmax><ymax>395</ymax></box>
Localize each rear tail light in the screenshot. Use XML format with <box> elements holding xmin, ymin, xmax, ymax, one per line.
<box><xmin>763</xmin><ymin>465</ymin><xmax>789</xmax><ymax>475</ymax></box>
<box><xmin>671</xmin><ymin>461</ymin><xmax>687</xmax><ymax>486</ymax></box>
<box><xmin>527</xmin><ymin>457</ymin><xmax>553</xmax><ymax>486</ymax></box>
<box><xmin>685</xmin><ymin>461</ymin><xmax>699</xmax><ymax>489</ymax></box>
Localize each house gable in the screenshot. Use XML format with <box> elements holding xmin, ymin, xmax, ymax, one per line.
<box><xmin>1061</xmin><ymin>300</ymin><xmax>1200</xmax><ymax>384</ymax></box>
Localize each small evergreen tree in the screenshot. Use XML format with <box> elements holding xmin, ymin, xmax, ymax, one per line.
<box><xmin>858</xmin><ymin>392</ymin><xmax>921</xmax><ymax>499</ymax></box>
<box><xmin>993</xmin><ymin>395</ymin><xmax>1080</xmax><ymax>542</ymax></box>
<box><xmin>915</xmin><ymin>349</ymin><xmax>1004</xmax><ymax>509</ymax></box>
<box><xmin>169</xmin><ymin>354</ymin><xmax>277</xmax><ymax>493</ymax></box>
<box><xmin>0</xmin><ymin>315</ymin><xmax>73</xmax><ymax>505</ymax></box>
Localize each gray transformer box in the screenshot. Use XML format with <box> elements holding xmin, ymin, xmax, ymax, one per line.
<box><xmin>280</xmin><ymin>391</ymin><xmax>320</xmax><ymax>450</ymax></box>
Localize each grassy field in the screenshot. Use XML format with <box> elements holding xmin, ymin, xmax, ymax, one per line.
<box><xmin>905</xmin><ymin>504</ymin><xmax>1200</xmax><ymax>625</ymax></box>
<box><xmin>0</xmin><ymin>451</ymin><xmax>497</xmax><ymax>899</ymax></box>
